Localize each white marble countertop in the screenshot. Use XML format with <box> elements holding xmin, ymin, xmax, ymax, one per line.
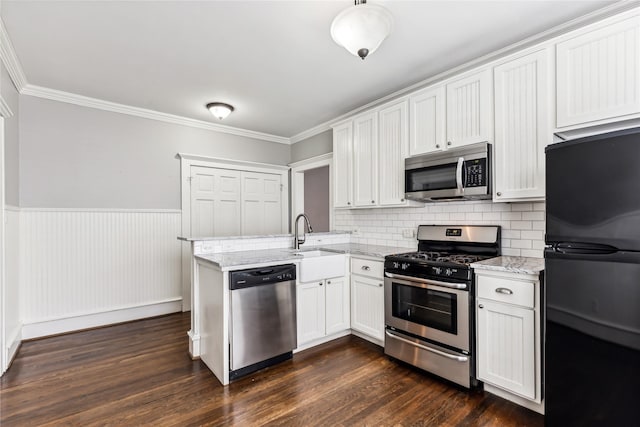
<box><xmin>195</xmin><ymin>243</ymin><xmax>411</xmax><ymax>270</ymax></box>
<box><xmin>471</xmin><ymin>256</ymin><xmax>545</xmax><ymax>275</ymax></box>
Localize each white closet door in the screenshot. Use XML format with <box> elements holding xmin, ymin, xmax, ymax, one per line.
<box><xmin>241</xmin><ymin>171</ymin><xmax>283</xmax><ymax>235</ymax></box>
<box><xmin>190</xmin><ymin>166</ymin><xmax>241</xmax><ymax>237</ymax></box>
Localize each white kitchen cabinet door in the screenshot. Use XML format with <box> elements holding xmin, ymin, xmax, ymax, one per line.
<box><xmin>332</xmin><ymin>121</ymin><xmax>353</xmax><ymax>208</ymax></box>
<box><xmin>352</xmin><ymin>112</ymin><xmax>378</xmax><ymax>207</ymax></box>
<box><xmin>477</xmin><ymin>299</ymin><xmax>536</xmax><ymax>400</ymax></box>
<box><xmin>557</xmin><ymin>15</ymin><xmax>640</xmax><ymax>128</ymax></box>
<box><xmin>325</xmin><ymin>276</ymin><xmax>350</xmax><ymax>335</ymax></box>
<box><xmin>296</xmin><ymin>281</ymin><xmax>326</xmax><ymax>345</ymax></box>
<box><xmin>494</xmin><ymin>48</ymin><xmax>552</xmax><ymax>202</ymax></box>
<box><xmin>351</xmin><ymin>275</ymin><xmax>384</xmax><ymax>341</ymax></box>
<box><xmin>409</xmin><ymin>85</ymin><xmax>446</xmax><ymax>155</ymax></box>
<box><xmin>378</xmin><ymin>100</ymin><xmax>409</xmax><ymax>206</ymax></box>
<box><xmin>190</xmin><ymin>166</ymin><xmax>241</xmax><ymax>237</ymax></box>
<box><xmin>446</xmin><ymin>69</ymin><xmax>493</xmax><ymax>148</ymax></box>
<box><xmin>240</xmin><ymin>171</ymin><xmax>283</xmax><ymax>235</ymax></box>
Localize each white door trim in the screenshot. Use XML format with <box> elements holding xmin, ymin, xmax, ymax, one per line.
<box><xmin>178</xmin><ymin>153</ymin><xmax>290</xmax><ymax>313</ymax></box>
<box><xmin>0</xmin><ymin>117</ymin><xmax>5</xmax><ymax>374</ymax></box>
<box><xmin>289</xmin><ymin>153</ymin><xmax>333</xmax><ymax>233</ymax></box>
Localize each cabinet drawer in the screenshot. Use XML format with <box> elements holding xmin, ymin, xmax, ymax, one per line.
<box><xmin>351</xmin><ymin>257</ymin><xmax>383</xmax><ymax>278</ymax></box>
<box><xmin>477</xmin><ymin>275</ymin><xmax>534</xmax><ymax>308</ymax></box>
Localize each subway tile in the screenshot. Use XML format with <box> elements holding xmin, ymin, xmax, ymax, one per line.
<box><xmin>521</xmin><ymin>230</ymin><xmax>544</xmax><ymax>240</ymax></box>
<box><xmin>521</xmin><ymin>249</ymin><xmax>543</xmax><ymax>258</ymax></box>
<box><xmin>512</xmin><ymin>203</ymin><xmax>533</xmax><ymax>211</ymax></box>
<box><xmin>522</xmin><ymin>211</ymin><xmax>545</xmax><ymax>221</ymax></box>
<box><xmin>501</xmin><ymin>212</ymin><xmax>522</xmax><ymax>221</ymax></box>
<box><xmin>511</xmin><ymin>239</ymin><xmax>532</xmax><ymax>249</ymax></box>
<box><xmin>511</xmin><ymin>221</ymin><xmax>533</xmax><ymax>230</ymax></box>
<box><xmin>502</xmin><ymin>248</ymin><xmax>521</xmax><ymax>256</ymax></box>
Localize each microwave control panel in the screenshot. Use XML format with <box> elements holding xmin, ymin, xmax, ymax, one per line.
<box><xmin>464</xmin><ymin>159</ymin><xmax>487</xmax><ymax>187</ymax></box>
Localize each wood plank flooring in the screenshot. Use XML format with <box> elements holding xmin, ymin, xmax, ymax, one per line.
<box><xmin>0</xmin><ymin>312</ymin><xmax>543</xmax><ymax>426</ymax></box>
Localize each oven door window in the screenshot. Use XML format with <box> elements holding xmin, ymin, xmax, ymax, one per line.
<box><xmin>391</xmin><ymin>283</ymin><xmax>457</xmax><ymax>334</ymax></box>
<box><xmin>405</xmin><ymin>163</ymin><xmax>458</xmax><ymax>192</ymax></box>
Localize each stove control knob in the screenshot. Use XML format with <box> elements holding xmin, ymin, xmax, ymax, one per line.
<box><xmin>433</xmin><ymin>267</ymin><xmax>442</xmax><ymax>275</ymax></box>
<box><xmin>393</xmin><ymin>262</ymin><xmax>400</xmax><ymax>269</ymax></box>
<box><xmin>401</xmin><ymin>263</ymin><xmax>410</xmax><ymax>270</ymax></box>
<box><xmin>445</xmin><ymin>268</ymin><xmax>452</xmax><ymax>276</ymax></box>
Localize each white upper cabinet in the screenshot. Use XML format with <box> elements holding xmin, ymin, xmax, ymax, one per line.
<box><xmin>556</xmin><ymin>15</ymin><xmax>640</xmax><ymax>128</ymax></box>
<box><xmin>493</xmin><ymin>48</ymin><xmax>552</xmax><ymax>202</ymax></box>
<box><xmin>332</xmin><ymin>121</ymin><xmax>353</xmax><ymax>208</ymax></box>
<box><xmin>409</xmin><ymin>86</ymin><xmax>446</xmax><ymax>155</ymax></box>
<box><xmin>409</xmin><ymin>68</ymin><xmax>492</xmax><ymax>156</ymax></box>
<box><xmin>352</xmin><ymin>112</ymin><xmax>379</xmax><ymax>207</ymax></box>
<box><xmin>378</xmin><ymin>100</ymin><xmax>409</xmax><ymax>205</ymax></box>
<box><xmin>446</xmin><ymin>68</ymin><xmax>493</xmax><ymax>148</ymax></box>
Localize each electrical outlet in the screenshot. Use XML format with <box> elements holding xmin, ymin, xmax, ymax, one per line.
<box><xmin>402</xmin><ymin>229</ymin><xmax>415</xmax><ymax>238</ymax></box>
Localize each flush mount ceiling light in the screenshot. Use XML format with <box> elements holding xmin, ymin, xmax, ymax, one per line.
<box><xmin>206</xmin><ymin>102</ymin><xmax>234</xmax><ymax>120</ymax></box>
<box><xmin>330</xmin><ymin>0</ymin><xmax>393</xmax><ymax>60</ymax></box>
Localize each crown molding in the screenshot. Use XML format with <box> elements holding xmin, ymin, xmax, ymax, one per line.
<box><xmin>21</xmin><ymin>84</ymin><xmax>291</xmax><ymax>145</ymax></box>
<box><xmin>0</xmin><ymin>18</ymin><xmax>27</xmax><ymax>92</ymax></box>
<box><xmin>289</xmin><ymin>122</ymin><xmax>333</xmax><ymax>144</ymax></box>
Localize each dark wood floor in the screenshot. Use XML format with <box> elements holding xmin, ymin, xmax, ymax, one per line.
<box><xmin>0</xmin><ymin>312</ymin><xmax>543</xmax><ymax>426</ymax></box>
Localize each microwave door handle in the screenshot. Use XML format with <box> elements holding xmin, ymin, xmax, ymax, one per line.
<box><xmin>456</xmin><ymin>157</ymin><xmax>464</xmax><ymax>192</ymax></box>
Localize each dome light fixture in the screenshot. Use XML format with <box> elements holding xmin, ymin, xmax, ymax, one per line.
<box><xmin>206</xmin><ymin>102</ymin><xmax>235</xmax><ymax>120</ymax></box>
<box><xmin>330</xmin><ymin>0</ymin><xmax>393</xmax><ymax>60</ymax></box>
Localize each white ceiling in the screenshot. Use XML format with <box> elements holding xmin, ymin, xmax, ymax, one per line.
<box><xmin>2</xmin><ymin>0</ymin><xmax>618</xmax><ymax>139</ymax></box>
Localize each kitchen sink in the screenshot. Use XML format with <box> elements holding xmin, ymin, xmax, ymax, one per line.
<box><xmin>291</xmin><ymin>249</ymin><xmax>346</xmax><ymax>282</ymax></box>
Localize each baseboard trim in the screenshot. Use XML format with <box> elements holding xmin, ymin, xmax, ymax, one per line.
<box><xmin>2</xmin><ymin>323</ymin><xmax>22</xmax><ymax>374</ymax></box>
<box><xmin>351</xmin><ymin>329</ymin><xmax>383</xmax><ymax>347</ymax></box>
<box><xmin>483</xmin><ymin>383</ymin><xmax>545</xmax><ymax>414</ymax></box>
<box><xmin>293</xmin><ymin>330</ymin><xmax>351</xmax><ymax>353</ymax></box>
<box><xmin>22</xmin><ymin>298</ymin><xmax>182</xmax><ymax>340</ymax></box>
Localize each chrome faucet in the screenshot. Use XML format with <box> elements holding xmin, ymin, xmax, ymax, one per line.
<box><xmin>294</xmin><ymin>213</ymin><xmax>313</xmax><ymax>250</ymax></box>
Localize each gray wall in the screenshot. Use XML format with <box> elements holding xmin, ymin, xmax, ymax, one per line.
<box><xmin>19</xmin><ymin>96</ymin><xmax>291</xmax><ymax>209</ymax></box>
<box><xmin>290</xmin><ymin>129</ymin><xmax>332</xmax><ymax>163</ymax></box>
<box><xmin>3</xmin><ymin>64</ymin><xmax>19</xmax><ymax>206</ymax></box>
<box><xmin>304</xmin><ymin>166</ymin><xmax>330</xmax><ymax>232</ymax></box>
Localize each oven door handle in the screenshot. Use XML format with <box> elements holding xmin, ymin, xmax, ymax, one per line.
<box><xmin>456</xmin><ymin>157</ymin><xmax>465</xmax><ymax>192</ymax></box>
<box><xmin>385</xmin><ymin>330</ymin><xmax>469</xmax><ymax>362</ymax></box>
<box><xmin>384</xmin><ymin>272</ymin><xmax>467</xmax><ymax>290</ymax></box>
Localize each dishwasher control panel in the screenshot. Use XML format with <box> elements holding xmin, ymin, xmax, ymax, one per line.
<box><xmin>229</xmin><ymin>264</ymin><xmax>296</xmax><ymax>290</ymax></box>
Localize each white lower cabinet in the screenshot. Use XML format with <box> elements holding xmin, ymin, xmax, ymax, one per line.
<box><xmin>350</xmin><ymin>257</ymin><xmax>385</xmax><ymax>343</ymax></box>
<box><xmin>475</xmin><ymin>269</ymin><xmax>543</xmax><ymax>411</ymax></box>
<box><xmin>296</xmin><ymin>276</ymin><xmax>349</xmax><ymax>347</ymax></box>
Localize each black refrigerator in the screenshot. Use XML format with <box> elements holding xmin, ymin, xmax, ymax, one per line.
<box><xmin>545</xmin><ymin>128</ymin><xmax>640</xmax><ymax>426</ymax></box>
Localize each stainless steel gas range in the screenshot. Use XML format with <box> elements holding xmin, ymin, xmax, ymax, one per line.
<box><xmin>383</xmin><ymin>225</ymin><xmax>501</xmax><ymax>388</ymax></box>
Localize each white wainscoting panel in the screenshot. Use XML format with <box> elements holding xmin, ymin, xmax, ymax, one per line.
<box><xmin>4</xmin><ymin>207</ymin><xmax>22</xmax><ymax>369</ymax></box>
<box><xmin>20</xmin><ymin>209</ymin><xmax>182</xmax><ymax>337</ymax></box>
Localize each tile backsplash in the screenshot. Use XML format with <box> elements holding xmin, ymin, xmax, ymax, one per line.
<box><xmin>333</xmin><ymin>201</ymin><xmax>545</xmax><ymax>258</ymax></box>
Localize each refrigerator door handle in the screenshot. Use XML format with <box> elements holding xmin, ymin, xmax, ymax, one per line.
<box><xmin>555</xmin><ymin>242</ymin><xmax>618</xmax><ymax>255</ymax></box>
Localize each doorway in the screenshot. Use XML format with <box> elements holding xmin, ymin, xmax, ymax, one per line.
<box><xmin>290</xmin><ymin>154</ymin><xmax>333</xmax><ymax>233</ymax></box>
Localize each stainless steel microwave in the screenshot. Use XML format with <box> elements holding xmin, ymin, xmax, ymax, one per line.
<box><xmin>405</xmin><ymin>142</ymin><xmax>491</xmax><ymax>202</ymax></box>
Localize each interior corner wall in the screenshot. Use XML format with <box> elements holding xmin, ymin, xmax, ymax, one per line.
<box><xmin>1</xmin><ymin>61</ymin><xmax>21</xmax><ymax>369</ymax></box>
<box><xmin>304</xmin><ymin>166</ymin><xmax>330</xmax><ymax>232</ymax></box>
<box><xmin>3</xmin><ymin>66</ymin><xmax>19</xmax><ymax>207</ymax></box>
<box><xmin>290</xmin><ymin>129</ymin><xmax>332</xmax><ymax>163</ymax></box>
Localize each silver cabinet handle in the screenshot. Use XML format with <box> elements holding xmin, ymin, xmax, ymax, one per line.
<box><xmin>319</xmin><ymin>282</ymin><xmax>323</xmax><ymax>286</ymax></box>
<box><xmin>385</xmin><ymin>330</ymin><xmax>468</xmax><ymax>362</ymax></box>
<box><xmin>371</xmin><ymin>200</ymin><xmax>375</xmax><ymax>204</ymax></box>
<box><xmin>361</xmin><ymin>265</ymin><xmax>371</xmax><ymax>271</ymax></box>
<box><xmin>495</xmin><ymin>287</ymin><xmax>513</xmax><ymax>295</ymax></box>
<box><xmin>478</xmin><ymin>304</ymin><xmax>484</xmax><ymax>309</ymax></box>
<box><xmin>447</xmin><ymin>141</ymin><xmax>452</xmax><ymax>146</ymax></box>
<box><xmin>347</xmin><ymin>202</ymin><xmax>351</xmax><ymax>205</ymax></box>
<box><xmin>327</xmin><ymin>280</ymin><xmax>331</xmax><ymax>284</ymax></box>
<box><xmin>378</xmin><ymin>283</ymin><xmax>383</xmax><ymax>287</ymax></box>
<box><xmin>436</xmin><ymin>144</ymin><xmax>441</xmax><ymax>149</ymax></box>
<box><xmin>496</xmin><ymin>192</ymin><xmax>502</xmax><ymax>197</ymax></box>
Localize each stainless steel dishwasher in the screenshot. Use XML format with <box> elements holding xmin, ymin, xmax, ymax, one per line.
<box><xmin>229</xmin><ymin>264</ymin><xmax>297</xmax><ymax>380</ymax></box>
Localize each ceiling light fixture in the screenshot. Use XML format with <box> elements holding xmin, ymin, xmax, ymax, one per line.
<box><xmin>206</xmin><ymin>102</ymin><xmax>234</xmax><ymax>120</ymax></box>
<box><xmin>330</xmin><ymin>0</ymin><xmax>393</xmax><ymax>60</ymax></box>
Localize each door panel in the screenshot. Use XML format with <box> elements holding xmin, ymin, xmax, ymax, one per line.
<box><xmin>190</xmin><ymin>166</ymin><xmax>241</xmax><ymax>237</ymax></box>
